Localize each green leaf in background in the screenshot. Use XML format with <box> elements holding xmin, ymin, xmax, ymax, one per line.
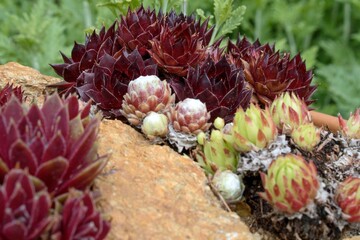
<box><xmin>219</xmin><ymin>5</ymin><xmax>246</xmax><ymax>37</ymax></box>
<box><xmin>317</xmin><ymin>63</ymin><xmax>360</xmax><ymax>115</ymax></box>
<box><xmin>210</xmin><ymin>0</ymin><xmax>246</xmax><ymax>44</ymax></box>
<box><xmin>97</xmin><ymin>0</ymin><xmax>141</xmax><ymax>17</ymax></box>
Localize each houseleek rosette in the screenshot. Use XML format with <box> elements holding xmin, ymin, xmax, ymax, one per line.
<box><xmin>0</xmin><ymin>94</ymin><xmax>106</xmax><ymax>197</ymax></box>
<box><xmin>168</xmin><ymin>98</ymin><xmax>211</xmax><ymax>152</ymax></box>
<box><xmin>335</xmin><ymin>177</ymin><xmax>360</xmax><ymax>223</ymax></box>
<box><xmin>258</xmin><ymin>154</ymin><xmax>319</xmax><ymax>214</ymax></box>
<box><xmin>121</xmin><ymin>75</ymin><xmax>175</xmax><ymax>126</ymax></box>
<box><xmin>227</xmin><ymin>37</ymin><xmax>316</xmax><ymax>106</ymax></box>
<box><xmin>338</xmin><ymin>109</ymin><xmax>360</xmax><ymax>139</ymax></box>
<box><xmin>291</xmin><ymin>123</ymin><xmax>321</xmax><ymax>152</ymax></box>
<box><xmin>224</xmin><ymin>104</ymin><xmax>277</xmax><ymax>153</ymax></box>
<box><xmin>0</xmin><ymin>169</ymin><xmax>52</xmax><ymax>239</ymax></box>
<box><xmin>270</xmin><ymin>92</ymin><xmax>312</xmax><ymax>134</ymax></box>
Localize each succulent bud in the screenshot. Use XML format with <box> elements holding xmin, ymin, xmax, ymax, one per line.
<box><xmin>214</xmin><ymin>117</ymin><xmax>225</xmax><ymax>130</ymax></box>
<box><xmin>258</xmin><ymin>154</ymin><xmax>319</xmax><ymax>214</ymax></box>
<box><xmin>168</xmin><ymin>98</ymin><xmax>211</xmax><ymax>134</ymax></box>
<box><xmin>224</xmin><ymin>104</ymin><xmax>277</xmax><ymax>153</ymax></box>
<box><xmin>291</xmin><ymin>123</ymin><xmax>321</xmax><ymax>152</ymax></box>
<box><xmin>270</xmin><ymin>92</ymin><xmax>311</xmax><ymax>134</ymax></box>
<box><xmin>141</xmin><ymin>112</ymin><xmax>169</xmax><ymax>140</ymax></box>
<box><xmin>196</xmin><ymin>125</ymin><xmax>238</xmax><ymax>174</ymax></box>
<box><xmin>338</xmin><ymin>109</ymin><xmax>360</xmax><ymax>139</ymax></box>
<box><xmin>335</xmin><ymin>177</ymin><xmax>360</xmax><ymax>223</ymax></box>
<box><xmin>121</xmin><ymin>75</ymin><xmax>175</xmax><ymax>126</ymax></box>
<box><xmin>212</xmin><ymin>170</ymin><xmax>245</xmax><ymax>202</ymax></box>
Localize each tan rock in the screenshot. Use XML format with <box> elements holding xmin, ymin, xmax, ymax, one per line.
<box><xmin>0</xmin><ymin>62</ymin><xmax>59</xmax><ymax>105</ymax></box>
<box><xmin>97</xmin><ymin>120</ymin><xmax>254</xmax><ymax>240</ymax></box>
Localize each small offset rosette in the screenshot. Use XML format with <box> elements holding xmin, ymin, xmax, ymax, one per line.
<box><xmin>121</xmin><ymin>75</ymin><xmax>175</xmax><ymax>126</ymax></box>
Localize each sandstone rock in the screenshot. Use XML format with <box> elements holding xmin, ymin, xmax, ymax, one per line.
<box><xmin>97</xmin><ymin>120</ymin><xmax>254</xmax><ymax>240</ymax></box>
<box><xmin>0</xmin><ymin>62</ymin><xmax>58</xmax><ymax>105</ymax></box>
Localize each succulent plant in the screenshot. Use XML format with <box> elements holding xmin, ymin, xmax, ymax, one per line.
<box><xmin>149</xmin><ymin>16</ymin><xmax>210</xmax><ymax>77</ymax></box>
<box><xmin>335</xmin><ymin>177</ymin><xmax>360</xmax><ymax>223</ymax></box>
<box><xmin>171</xmin><ymin>56</ymin><xmax>252</xmax><ymax>123</ymax></box>
<box><xmin>167</xmin><ymin>98</ymin><xmax>211</xmax><ymax>152</ymax></box>
<box><xmin>168</xmin><ymin>98</ymin><xmax>211</xmax><ymax>134</ymax></box>
<box><xmin>117</xmin><ymin>6</ymin><xmax>163</xmax><ymax>57</ymax></box>
<box><xmin>51</xmin><ymin>22</ymin><xmax>121</xmax><ymax>95</ymax></box>
<box><xmin>121</xmin><ymin>75</ymin><xmax>175</xmax><ymax>126</ymax></box>
<box><xmin>0</xmin><ymin>83</ymin><xmax>24</xmax><ymax>106</ymax></box>
<box><xmin>51</xmin><ymin>190</ymin><xmax>110</xmax><ymax>240</ymax></box>
<box><xmin>141</xmin><ymin>112</ymin><xmax>169</xmax><ymax>140</ymax></box>
<box><xmin>224</xmin><ymin>104</ymin><xmax>277</xmax><ymax>153</ymax></box>
<box><xmin>338</xmin><ymin>109</ymin><xmax>360</xmax><ymax>139</ymax></box>
<box><xmin>164</xmin><ymin>11</ymin><xmax>213</xmax><ymax>46</ymax></box>
<box><xmin>0</xmin><ymin>94</ymin><xmax>106</xmax><ymax>197</ymax></box>
<box><xmin>258</xmin><ymin>154</ymin><xmax>319</xmax><ymax>214</ymax></box>
<box><xmin>291</xmin><ymin>123</ymin><xmax>321</xmax><ymax>152</ymax></box>
<box><xmin>227</xmin><ymin>37</ymin><xmax>316</xmax><ymax>106</ymax></box>
<box><xmin>212</xmin><ymin>170</ymin><xmax>245</xmax><ymax>202</ymax></box>
<box><xmin>196</xmin><ymin>117</ymin><xmax>238</xmax><ymax>174</ymax></box>
<box><xmin>0</xmin><ymin>169</ymin><xmax>52</xmax><ymax>240</ymax></box>
<box><xmin>76</xmin><ymin>49</ymin><xmax>158</xmax><ymax>118</ymax></box>
<box><xmin>270</xmin><ymin>92</ymin><xmax>312</xmax><ymax>134</ymax></box>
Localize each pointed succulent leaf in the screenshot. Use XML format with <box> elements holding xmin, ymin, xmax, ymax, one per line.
<box><xmin>36</xmin><ymin>156</ymin><xmax>69</xmax><ymax>193</ymax></box>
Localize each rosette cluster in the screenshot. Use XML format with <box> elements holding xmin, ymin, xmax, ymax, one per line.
<box><xmin>0</xmin><ymin>88</ymin><xmax>110</xmax><ymax>239</ymax></box>
<box><xmin>51</xmin><ymin>6</ymin><xmax>316</xmax><ymax>126</ymax></box>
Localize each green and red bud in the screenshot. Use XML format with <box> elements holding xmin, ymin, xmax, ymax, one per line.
<box><xmin>270</xmin><ymin>92</ymin><xmax>311</xmax><ymax>134</ymax></box>
<box><xmin>258</xmin><ymin>154</ymin><xmax>319</xmax><ymax>214</ymax></box>
<box><xmin>291</xmin><ymin>123</ymin><xmax>321</xmax><ymax>152</ymax></box>
<box><xmin>335</xmin><ymin>177</ymin><xmax>360</xmax><ymax>223</ymax></box>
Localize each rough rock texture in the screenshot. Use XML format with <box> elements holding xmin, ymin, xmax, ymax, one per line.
<box><xmin>0</xmin><ymin>62</ymin><xmax>58</xmax><ymax>104</ymax></box>
<box><xmin>97</xmin><ymin>120</ymin><xmax>254</xmax><ymax>240</ymax></box>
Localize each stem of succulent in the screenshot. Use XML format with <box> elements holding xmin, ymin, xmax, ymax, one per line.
<box><xmin>310</xmin><ymin>110</ymin><xmax>346</xmax><ymax>133</ymax></box>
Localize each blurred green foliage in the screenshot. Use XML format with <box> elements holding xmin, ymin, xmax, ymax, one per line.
<box><xmin>1</xmin><ymin>0</ymin><xmax>360</xmax><ymax>115</ymax></box>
